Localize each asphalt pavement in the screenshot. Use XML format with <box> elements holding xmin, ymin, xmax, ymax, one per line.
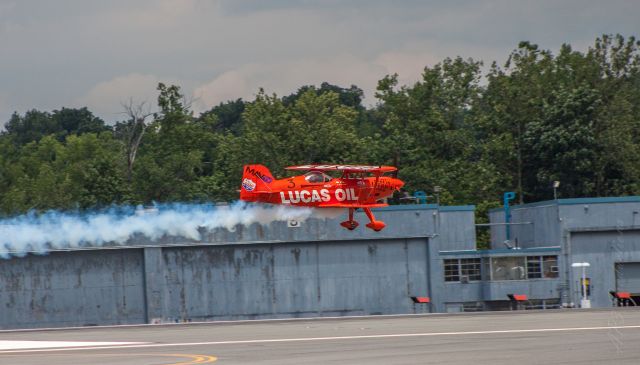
<box><xmin>1</xmin><ymin>309</ymin><xmax>639</xmax><ymax>364</ymax></box>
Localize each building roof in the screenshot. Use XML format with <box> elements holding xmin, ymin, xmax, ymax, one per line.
<box><xmin>377</xmin><ymin>204</ymin><xmax>475</xmax><ymax>212</ymax></box>
<box><xmin>489</xmin><ymin>196</ymin><xmax>640</xmax><ymax>213</ymax></box>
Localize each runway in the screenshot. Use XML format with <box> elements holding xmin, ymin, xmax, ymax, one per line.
<box><xmin>1</xmin><ymin>309</ymin><xmax>639</xmax><ymax>364</ymax></box>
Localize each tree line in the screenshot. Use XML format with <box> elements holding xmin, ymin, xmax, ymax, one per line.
<box><xmin>1</xmin><ymin>34</ymin><xmax>639</xmax><ymax>221</ymax></box>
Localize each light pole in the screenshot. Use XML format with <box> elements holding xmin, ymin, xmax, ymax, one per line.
<box><xmin>553</xmin><ymin>181</ymin><xmax>560</xmax><ymax>200</ymax></box>
<box><xmin>433</xmin><ymin>186</ymin><xmax>441</xmax><ymax>206</ymax></box>
<box><xmin>571</xmin><ymin>262</ymin><xmax>591</xmax><ymax>308</ymax></box>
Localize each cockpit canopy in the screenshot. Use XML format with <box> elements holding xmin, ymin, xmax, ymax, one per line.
<box><xmin>304</xmin><ymin>171</ymin><xmax>332</xmax><ymax>183</ymax></box>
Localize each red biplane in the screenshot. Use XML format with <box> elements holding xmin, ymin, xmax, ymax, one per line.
<box><xmin>239</xmin><ymin>164</ymin><xmax>404</xmax><ymax>231</ymax></box>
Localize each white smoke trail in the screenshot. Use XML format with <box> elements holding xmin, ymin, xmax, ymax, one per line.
<box><xmin>0</xmin><ymin>202</ymin><xmax>326</xmax><ymax>259</ymax></box>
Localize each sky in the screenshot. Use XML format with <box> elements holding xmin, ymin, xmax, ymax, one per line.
<box><xmin>0</xmin><ymin>0</ymin><xmax>638</xmax><ymax>125</ymax></box>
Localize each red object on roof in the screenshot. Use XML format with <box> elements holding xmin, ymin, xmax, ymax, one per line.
<box><xmin>616</xmin><ymin>292</ymin><xmax>632</xmax><ymax>299</ymax></box>
<box><xmin>411</xmin><ymin>296</ymin><xmax>430</xmax><ymax>303</ymax></box>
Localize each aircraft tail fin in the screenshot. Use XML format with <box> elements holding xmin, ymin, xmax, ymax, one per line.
<box><xmin>240</xmin><ymin>164</ymin><xmax>274</xmax><ymax>201</ymax></box>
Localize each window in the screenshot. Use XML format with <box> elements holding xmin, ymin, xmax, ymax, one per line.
<box><xmin>460</xmin><ymin>258</ymin><xmax>482</xmax><ymax>281</ymax></box>
<box><xmin>482</xmin><ymin>258</ymin><xmax>491</xmax><ymax>280</ymax></box>
<box><xmin>489</xmin><ymin>255</ymin><xmax>558</xmax><ymax>280</ymax></box>
<box><xmin>444</xmin><ymin>259</ymin><xmax>460</xmax><ymax>282</ymax></box>
<box><xmin>491</xmin><ymin>256</ymin><xmax>526</xmax><ymax>280</ymax></box>
<box><xmin>445</xmin><ymin>255</ymin><xmax>558</xmax><ymax>282</ymax></box>
<box><xmin>542</xmin><ymin>256</ymin><xmax>559</xmax><ymax>278</ymax></box>
<box><xmin>304</xmin><ymin>171</ymin><xmax>331</xmax><ymax>183</ymax></box>
<box><xmin>527</xmin><ymin>256</ymin><xmax>542</xmax><ymax>279</ymax></box>
<box><xmin>444</xmin><ymin>258</ymin><xmax>483</xmax><ymax>282</ymax></box>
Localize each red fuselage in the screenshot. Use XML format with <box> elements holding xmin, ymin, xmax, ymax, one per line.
<box><xmin>241</xmin><ymin>171</ymin><xmax>403</xmax><ymax>207</ymax></box>
<box><xmin>239</xmin><ymin>164</ymin><xmax>404</xmax><ymax>231</ymax></box>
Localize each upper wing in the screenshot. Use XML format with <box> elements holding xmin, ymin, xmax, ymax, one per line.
<box><xmin>285</xmin><ymin>165</ymin><xmax>397</xmax><ymax>173</ymax></box>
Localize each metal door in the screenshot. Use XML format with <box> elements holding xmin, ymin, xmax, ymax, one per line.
<box><xmin>615</xmin><ymin>262</ymin><xmax>640</xmax><ymax>293</ymax></box>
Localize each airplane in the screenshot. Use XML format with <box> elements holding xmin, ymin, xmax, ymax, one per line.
<box><xmin>239</xmin><ymin>164</ymin><xmax>404</xmax><ymax>231</ymax></box>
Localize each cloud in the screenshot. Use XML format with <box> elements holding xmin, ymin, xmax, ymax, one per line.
<box><xmin>374</xmin><ymin>51</ymin><xmax>441</xmax><ymax>86</ymax></box>
<box><xmin>0</xmin><ymin>1</ymin><xmax>638</xmax><ymax>123</ymax></box>
<box><xmin>192</xmin><ymin>55</ymin><xmax>386</xmax><ymax>111</ymax></box>
<box><xmin>193</xmin><ymin>69</ymin><xmax>252</xmax><ymax>110</ymax></box>
<box><xmin>74</xmin><ymin>73</ymin><xmax>171</xmax><ymax>121</ymax></box>
<box><xmin>0</xmin><ymin>92</ymin><xmax>10</xmax><ymax>128</ymax></box>
<box><xmin>193</xmin><ymin>51</ymin><xmax>443</xmax><ymax>111</ymax></box>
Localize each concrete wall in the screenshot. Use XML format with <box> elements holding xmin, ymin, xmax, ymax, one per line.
<box><xmin>0</xmin><ymin>250</ymin><xmax>146</xmax><ymax>329</ymax></box>
<box><xmin>443</xmin><ymin>280</ymin><xmax>561</xmax><ymax>303</ymax></box>
<box><xmin>490</xmin><ymin>202</ymin><xmax>560</xmax><ymax>249</ymax></box>
<box><xmin>560</xmin><ymin>201</ymin><xmax>640</xmax><ymax>230</ymax></box>
<box><xmin>1</xmin><ymin>205</ymin><xmax>475</xmax><ymax>329</ymax></box>
<box><xmin>568</xmin><ymin>230</ymin><xmax>640</xmax><ymax>308</ymax></box>
<box><xmin>0</xmin><ymin>238</ymin><xmax>431</xmax><ymax>330</ymax></box>
<box><xmin>147</xmin><ymin>238</ymin><xmax>430</xmax><ymax>322</ymax></box>
<box><xmin>490</xmin><ymin>198</ymin><xmax>640</xmax><ymax>249</ymax></box>
<box><xmin>438</xmin><ymin>207</ymin><xmax>476</xmax><ymax>251</ymax></box>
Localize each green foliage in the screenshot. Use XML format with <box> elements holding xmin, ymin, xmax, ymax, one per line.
<box><xmin>283</xmin><ymin>82</ymin><xmax>364</xmax><ymax>109</ymax></box>
<box><xmin>0</xmin><ymin>133</ymin><xmax>131</xmax><ymax>216</ymax></box>
<box><xmin>132</xmin><ymin>85</ymin><xmax>216</xmax><ymax>203</ymax></box>
<box><xmin>197</xmin><ymin>98</ymin><xmax>246</xmax><ymax>135</ymax></box>
<box><xmin>4</xmin><ymin>108</ymin><xmax>107</xmax><ymax>146</ymax></box>
<box><xmin>374</xmin><ymin>57</ymin><xmax>500</xmax><ymax>204</ymax></box>
<box><xmin>475</xmin><ymin>200</ymin><xmax>502</xmax><ymax>250</ymax></box>
<box><xmin>524</xmin><ymin>85</ymin><xmax>600</xmax><ymax>198</ymax></box>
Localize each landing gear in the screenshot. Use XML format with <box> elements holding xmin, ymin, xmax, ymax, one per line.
<box><xmin>363</xmin><ymin>207</ymin><xmax>386</xmax><ymax>231</ymax></box>
<box><xmin>340</xmin><ymin>208</ymin><xmax>386</xmax><ymax>232</ymax></box>
<box><xmin>340</xmin><ymin>208</ymin><xmax>359</xmax><ymax>230</ymax></box>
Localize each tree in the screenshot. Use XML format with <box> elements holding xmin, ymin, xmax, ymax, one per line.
<box><xmin>114</xmin><ymin>100</ymin><xmax>153</xmax><ymax>182</ymax></box>
<box><xmin>4</xmin><ymin>110</ymin><xmax>57</xmax><ymax>145</ymax></box>
<box><xmin>475</xmin><ymin>42</ymin><xmax>555</xmax><ymax>203</ymax></box>
<box><xmin>51</xmin><ymin>107</ymin><xmax>108</xmax><ymax>136</ymax></box>
<box><xmin>197</xmin><ymin>98</ymin><xmax>246</xmax><ymax>135</ymax></box>
<box><xmin>283</xmin><ymin>82</ymin><xmax>365</xmax><ymax>109</ymax></box>
<box><xmin>524</xmin><ymin>85</ymin><xmax>600</xmax><ymax>198</ymax></box>
<box><xmin>3</xmin><ymin>108</ymin><xmax>107</xmax><ymax>146</ymax></box>
<box><xmin>132</xmin><ymin>83</ymin><xmax>215</xmax><ymax>203</ymax></box>
<box><xmin>374</xmin><ymin>57</ymin><xmax>501</xmax><ymax>204</ymax></box>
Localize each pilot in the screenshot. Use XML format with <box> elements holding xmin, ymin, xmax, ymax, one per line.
<box><xmin>305</xmin><ymin>171</ymin><xmax>324</xmax><ymax>183</ymax></box>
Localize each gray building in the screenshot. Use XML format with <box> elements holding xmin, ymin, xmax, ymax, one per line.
<box><xmin>484</xmin><ymin>196</ymin><xmax>640</xmax><ymax>310</ymax></box>
<box><xmin>1</xmin><ymin>197</ymin><xmax>639</xmax><ymax>330</ymax></box>
<box><xmin>0</xmin><ymin>204</ymin><xmax>474</xmax><ymax>329</ymax></box>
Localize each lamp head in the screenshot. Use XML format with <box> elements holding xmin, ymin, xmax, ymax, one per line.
<box><xmin>571</xmin><ymin>262</ymin><xmax>590</xmax><ymax>268</ymax></box>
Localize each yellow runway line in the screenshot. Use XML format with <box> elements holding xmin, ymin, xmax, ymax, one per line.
<box><xmin>158</xmin><ymin>353</ymin><xmax>218</xmax><ymax>364</ymax></box>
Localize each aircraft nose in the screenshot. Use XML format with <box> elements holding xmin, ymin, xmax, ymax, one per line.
<box><xmin>393</xmin><ymin>179</ymin><xmax>404</xmax><ymax>190</ymax></box>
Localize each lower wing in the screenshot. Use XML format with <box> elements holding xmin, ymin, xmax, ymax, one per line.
<box><xmin>318</xmin><ymin>203</ymin><xmax>388</xmax><ymax>208</ymax></box>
